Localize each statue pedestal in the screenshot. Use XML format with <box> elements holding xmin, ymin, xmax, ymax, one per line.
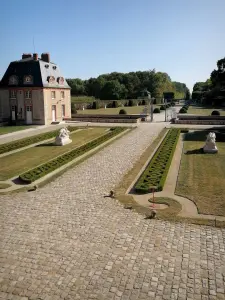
<box><xmin>203</xmin><ymin>142</ymin><xmax>218</xmax><ymax>153</ymax></box>
<box><xmin>55</xmin><ymin>136</ymin><xmax>72</xmax><ymax>146</ymax></box>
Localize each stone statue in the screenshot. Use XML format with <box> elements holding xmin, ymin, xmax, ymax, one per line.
<box><xmin>203</xmin><ymin>132</ymin><xmax>218</xmax><ymax>153</ymax></box>
<box><xmin>55</xmin><ymin>127</ymin><xmax>72</xmax><ymax>146</ymax></box>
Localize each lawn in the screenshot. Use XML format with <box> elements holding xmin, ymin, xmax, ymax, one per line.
<box><xmin>76</xmin><ymin>105</ymin><xmax>160</xmax><ymax>115</ymax></box>
<box><xmin>0</xmin><ymin>126</ymin><xmax>35</xmax><ymax>135</ymax></box>
<box><xmin>176</xmin><ymin>130</ymin><xmax>225</xmax><ymax>216</ymax></box>
<box><xmin>0</xmin><ymin>127</ymin><xmax>108</xmax><ymax>180</ymax></box>
<box><xmin>188</xmin><ymin>106</ymin><xmax>225</xmax><ymax>116</ymax></box>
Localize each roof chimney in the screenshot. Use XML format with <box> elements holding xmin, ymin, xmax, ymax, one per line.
<box><xmin>33</xmin><ymin>53</ymin><xmax>38</xmax><ymax>61</ymax></box>
<box><xmin>22</xmin><ymin>53</ymin><xmax>32</xmax><ymax>59</ymax></box>
<box><xmin>41</xmin><ymin>53</ymin><xmax>50</xmax><ymax>63</ymax></box>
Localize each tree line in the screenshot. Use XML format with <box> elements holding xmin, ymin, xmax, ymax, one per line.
<box><xmin>192</xmin><ymin>57</ymin><xmax>225</xmax><ymax>104</ymax></box>
<box><xmin>66</xmin><ymin>69</ymin><xmax>189</xmax><ymax>100</ymax></box>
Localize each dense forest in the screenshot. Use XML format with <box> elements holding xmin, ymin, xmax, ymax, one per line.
<box><xmin>66</xmin><ymin>69</ymin><xmax>189</xmax><ymax>100</ymax></box>
<box><xmin>192</xmin><ymin>57</ymin><xmax>225</xmax><ymax>104</ymax></box>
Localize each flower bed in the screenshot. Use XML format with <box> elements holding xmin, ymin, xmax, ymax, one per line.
<box><xmin>0</xmin><ymin>126</ymin><xmax>78</xmax><ymax>155</ymax></box>
<box><xmin>19</xmin><ymin>127</ymin><xmax>126</xmax><ymax>183</ymax></box>
<box><xmin>134</xmin><ymin>129</ymin><xmax>180</xmax><ymax>193</ymax></box>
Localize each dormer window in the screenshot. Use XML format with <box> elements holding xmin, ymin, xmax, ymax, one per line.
<box><xmin>57</xmin><ymin>77</ymin><xmax>64</xmax><ymax>85</ymax></box>
<box><xmin>24</xmin><ymin>75</ymin><xmax>33</xmax><ymax>84</ymax></box>
<box><xmin>47</xmin><ymin>76</ymin><xmax>55</xmax><ymax>84</ymax></box>
<box><xmin>9</xmin><ymin>75</ymin><xmax>18</xmax><ymax>85</ymax></box>
<box><xmin>53</xmin><ymin>66</ymin><xmax>57</xmax><ymax>70</ymax></box>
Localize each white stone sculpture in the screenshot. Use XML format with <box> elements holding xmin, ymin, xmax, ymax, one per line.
<box><xmin>203</xmin><ymin>132</ymin><xmax>218</xmax><ymax>153</ymax></box>
<box><xmin>55</xmin><ymin>127</ymin><xmax>72</xmax><ymax>146</ymax></box>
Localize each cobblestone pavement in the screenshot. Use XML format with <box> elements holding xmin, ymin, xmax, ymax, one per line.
<box><xmin>0</xmin><ymin>124</ymin><xmax>225</xmax><ymax>300</ymax></box>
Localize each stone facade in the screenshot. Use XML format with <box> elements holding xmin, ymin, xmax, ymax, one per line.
<box><xmin>0</xmin><ymin>53</ymin><xmax>71</xmax><ymax>125</ymax></box>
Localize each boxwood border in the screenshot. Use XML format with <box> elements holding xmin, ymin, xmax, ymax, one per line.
<box><xmin>134</xmin><ymin>128</ymin><xmax>180</xmax><ymax>193</ymax></box>
<box><xmin>19</xmin><ymin>127</ymin><xmax>126</xmax><ymax>183</ymax></box>
<box><xmin>0</xmin><ymin>126</ymin><xmax>78</xmax><ymax>155</ymax></box>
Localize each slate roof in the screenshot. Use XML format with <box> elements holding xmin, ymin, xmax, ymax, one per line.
<box><xmin>0</xmin><ymin>56</ymin><xmax>70</xmax><ymax>89</ymax></box>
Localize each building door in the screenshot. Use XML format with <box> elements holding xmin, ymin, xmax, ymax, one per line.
<box><xmin>11</xmin><ymin>106</ymin><xmax>16</xmax><ymax>121</ymax></box>
<box><xmin>26</xmin><ymin>106</ymin><xmax>32</xmax><ymax>124</ymax></box>
<box><xmin>52</xmin><ymin>105</ymin><xmax>56</xmax><ymax>122</ymax></box>
<box><xmin>62</xmin><ymin>104</ymin><xmax>65</xmax><ymax>118</ymax></box>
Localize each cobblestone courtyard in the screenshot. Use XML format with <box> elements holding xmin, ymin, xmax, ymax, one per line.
<box><xmin>0</xmin><ymin>124</ymin><xmax>225</xmax><ymax>300</ymax></box>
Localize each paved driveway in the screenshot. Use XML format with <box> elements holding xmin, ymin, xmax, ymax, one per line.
<box><xmin>0</xmin><ymin>123</ymin><xmax>225</xmax><ymax>300</ymax></box>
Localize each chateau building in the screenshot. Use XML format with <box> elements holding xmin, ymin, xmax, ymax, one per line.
<box><xmin>0</xmin><ymin>53</ymin><xmax>71</xmax><ymax>125</ymax></box>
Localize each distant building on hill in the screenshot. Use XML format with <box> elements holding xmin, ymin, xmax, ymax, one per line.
<box><xmin>0</xmin><ymin>53</ymin><xmax>71</xmax><ymax>125</ymax></box>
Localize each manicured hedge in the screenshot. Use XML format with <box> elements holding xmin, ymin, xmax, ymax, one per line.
<box><xmin>19</xmin><ymin>127</ymin><xmax>126</xmax><ymax>183</ymax></box>
<box><xmin>0</xmin><ymin>126</ymin><xmax>78</xmax><ymax>155</ymax></box>
<box><xmin>211</xmin><ymin>110</ymin><xmax>220</xmax><ymax>116</ymax></box>
<box><xmin>135</xmin><ymin>129</ymin><xmax>180</xmax><ymax>193</ymax></box>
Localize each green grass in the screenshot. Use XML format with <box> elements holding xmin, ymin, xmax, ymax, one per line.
<box><xmin>0</xmin><ymin>128</ymin><xmax>108</xmax><ymax>180</ymax></box>
<box><xmin>0</xmin><ymin>126</ymin><xmax>35</xmax><ymax>135</ymax></box>
<box><xmin>188</xmin><ymin>106</ymin><xmax>225</xmax><ymax>116</ymax></box>
<box><xmin>76</xmin><ymin>105</ymin><xmax>160</xmax><ymax>115</ymax></box>
<box><xmin>176</xmin><ymin>130</ymin><xmax>225</xmax><ymax>216</ymax></box>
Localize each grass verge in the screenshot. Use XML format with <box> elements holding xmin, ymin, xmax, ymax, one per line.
<box><xmin>0</xmin><ymin>126</ymin><xmax>78</xmax><ymax>155</ymax></box>
<box><xmin>0</xmin><ymin>128</ymin><xmax>107</xmax><ymax>180</ymax></box>
<box><xmin>176</xmin><ymin>130</ymin><xmax>225</xmax><ymax>216</ymax></box>
<box><xmin>19</xmin><ymin>127</ymin><xmax>126</xmax><ymax>183</ymax></box>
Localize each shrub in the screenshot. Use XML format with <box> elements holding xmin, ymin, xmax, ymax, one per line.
<box><xmin>179</xmin><ymin>108</ymin><xmax>187</xmax><ymax>113</ymax></box>
<box><xmin>119</xmin><ymin>109</ymin><xmax>127</xmax><ymax>115</ymax></box>
<box><xmin>92</xmin><ymin>101</ymin><xmax>99</xmax><ymax>109</ymax></box>
<box><xmin>71</xmin><ymin>104</ymin><xmax>77</xmax><ymax>114</ymax></box>
<box><xmin>141</xmin><ymin>100</ymin><xmax>146</xmax><ymax>105</ymax></box>
<box><xmin>171</xmin><ymin>102</ymin><xmax>175</xmax><ymax>106</ymax></box>
<box><xmin>160</xmin><ymin>105</ymin><xmax>165</xmax><ymax>110</ymax></box>
<box><xmin>106</xmin><ymin>102</ymin><xmax>113</xmax><ymax>108</ymax></box>
<box><xmin>153</xmin><ymin>108</ymin><xmax>160</xmax><ymax>113</ymax></box>
<box><xmin>0</xmin><ymin>127</ymin><xmax>78</xmax><ymax>155</ymax></box>
<box><xmin>128</xmin><ymin>99</ymin><xmax>134</xmax><ymax>107</ymax></box>
<box><xmin>19</xmin><ymin>127</ymin><xmax>126</xmax><ymax>183</ymax></box>
<box><xmin>135</xmin><ymin>129</ymin><xmax>180</xmax><ymax>193</ymax></box>
<box><xmin>211</xmin><ymin>110</ymin><xmax>220</xmax><ymax>116</ymax></box>
<box><xmin>112</xmin><ymin>100</ymin><xmax>118</xmax><ymax>108</ymax></box>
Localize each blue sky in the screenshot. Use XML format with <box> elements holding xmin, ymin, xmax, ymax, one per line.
<box><xmin>0</xmin><ymin>0</ymin><xmax>225</xmax><ymax>91</ymax></box>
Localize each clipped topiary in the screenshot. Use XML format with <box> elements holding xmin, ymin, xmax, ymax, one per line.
<box><xmin>171</xmin><ymin>102</ymin><xmax>175</xmax><ymax>106</ymax></box>
<box><xmin>128</xmin><ymin>99</ymin><xmax>134</xmax><ymax>107</ymax></box>
<box><xmin>119</xmin><ymin>109</ymin><xmax>127</xmax><ymax>115</ymax></box>
<box><xmin>112</xmin><ymin>100</ymin><xmax>118</xmax><ymax>108</ymax></box>
<box><xmin>211</xmin><ymin>110</ymin><xmax>220</xmax><ymax>116</ymax></box>
<box><xmin>160</xmin><ymin>105</ymin><xmax>165</xmax><ymax>110</ymax></box>
<box><xmin>153</xmin><ymin>108</ymin><xmax>160</xmax><ymax>113</ymax></box>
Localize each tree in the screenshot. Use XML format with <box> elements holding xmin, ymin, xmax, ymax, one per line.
<box><xmin>99</xmin><ymin>80</ymin><xmax>126</xmax><ymax>100</ymax></box>
<box><xmin>185</xmin><ymin>89</ymin><xmax>190</xmax><ymax>100</ymax></box>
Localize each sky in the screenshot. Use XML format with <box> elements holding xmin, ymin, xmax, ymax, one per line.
<box><xmin>0</xmin><ymin>0</ymin><xmax>225</xmax><ymax>91</ymax></box>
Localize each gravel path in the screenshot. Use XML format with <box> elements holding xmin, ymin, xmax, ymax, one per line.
<box><xmin>0</xmin><ymin>123</ymin><xmax>225</xmax><ymax>300</ymax></box>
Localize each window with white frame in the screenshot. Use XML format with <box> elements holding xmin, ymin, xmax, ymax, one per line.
<box><xmin>10</xmin><ymin>90</ymin><xmax>16</xmax><ymax>98</ymax></box>
<box><xmin>61</xmin><ymin>91</ymin><xmax>65</xmax><ymax>99</ymax></box>
<box><xmin>25</xmin><ymin>91</ymin><xmax>32</xmax><ymax>99</ymax></box>
<box><xmin>51</xmin><ymin>91</ymin><xmax>56</xmax><ymax>99</ymax></box>
<box><xmin>62</xmin><ymin>104</ymin><xmax>65</xmax><ymax>117</ymax></box>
